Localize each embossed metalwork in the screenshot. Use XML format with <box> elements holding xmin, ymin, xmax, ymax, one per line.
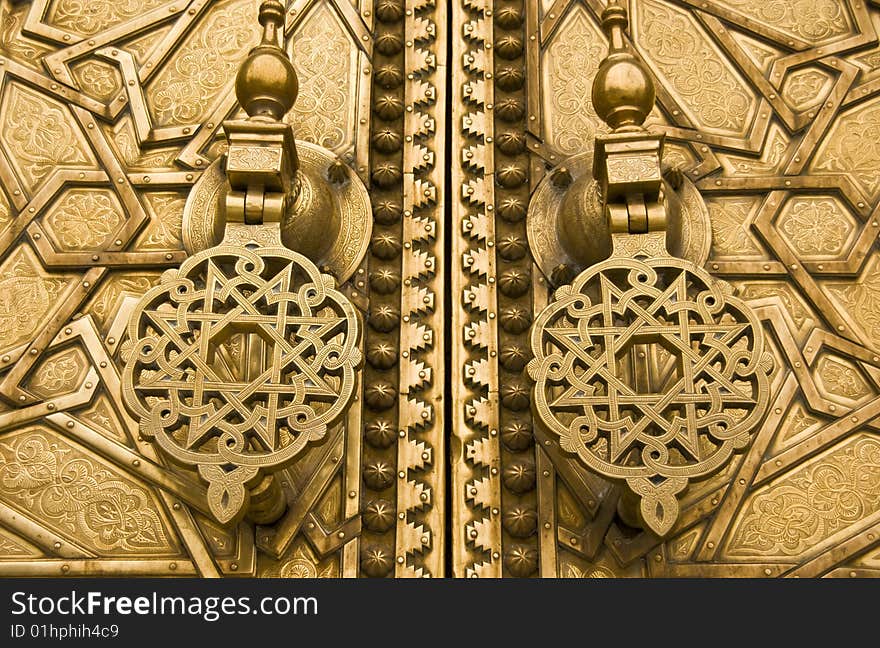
<box><xmin>3</xmin><ymin>0</ymin><xmax>880</xmax><ymax>579</ymax></box>
<box><xmin>0</xmin><ymin>0</ymin><xmax>446</xmax><ymax>578</ymax></box>
<box><xmin>121</xmin><ymin>246</ymin><xmax>362</xmax><ymax>523</ymax></box>
<box><xmin>453</xmin><ymin>0</ymin><xmax>880</xmax><ymax>577</ymax></box>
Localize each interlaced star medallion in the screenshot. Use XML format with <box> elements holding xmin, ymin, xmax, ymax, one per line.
<box><xmin>121</xmin><ymin>246</ymin><xmax>362</xmax><ymax>524</ymax></box>
<box><xmin>529</xmin><ymin>256</ymin><xmax>773</xmax><ymax>534</ymax></box>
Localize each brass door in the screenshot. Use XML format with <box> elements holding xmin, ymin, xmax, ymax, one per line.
<box><xmin>0</xmin><ymin>0</ymin><xmax>446</xmax><ymax>578</ymax></box>
<box><xmin>451</xmin><ymin>0</ymin><xmax>880</xmax><ymax>578</ymax></box>
<box><xmin>1</xmin><ymin>0</ymin><xmax>880</xmax><ymax>580</ymax></box>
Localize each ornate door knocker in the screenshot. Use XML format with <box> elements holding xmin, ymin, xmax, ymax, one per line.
<box><xmin>120</xmin><ymin>1</ymin><xmax>370</xmax><ymax>525</ymax></box>
<box><xmin>527</xmin><ymin>2</ymin><xmax>774</xmax><ymax>536</ymax></box>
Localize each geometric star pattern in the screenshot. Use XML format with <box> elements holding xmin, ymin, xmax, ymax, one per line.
<box><xmin>529</xmin><ymin>254</ymin><xmax>774</xmax><ymax>534</ymax></box>
<box><xmin>121</xmin><ymin>246</ymin><xmax>361</xmax><ymax>523</ymax></box>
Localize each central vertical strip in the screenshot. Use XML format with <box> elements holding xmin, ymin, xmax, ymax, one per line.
<box><xmin>452</xmin><ymin>0</ymin><xmax>503</xmax><ymax>578</ymax></box>
<box><xmin>394</xmin><ymin>0</ymin><xmax>447</xmax><ymax>578</ymax></box>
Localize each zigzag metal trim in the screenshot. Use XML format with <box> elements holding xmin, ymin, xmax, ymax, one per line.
<box><xmin>395</xmin><ymin>0</ymin><xmax>445</xmax><ymax>578</ymax></box>
<box><xmin>452</xmin><ymin>0</ymin><xmax>503</xmax><ymax>578</ymax></box>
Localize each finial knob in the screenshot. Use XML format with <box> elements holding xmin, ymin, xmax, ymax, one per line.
<box><xmin>591</xmin><ymin>1</ymin><xmax>655</xmax><ymax>131</ymax></box>
<box><xmin>235</xmin><ymin>0</ymin><xmax>298</xmax><ymax>121</ymax></box>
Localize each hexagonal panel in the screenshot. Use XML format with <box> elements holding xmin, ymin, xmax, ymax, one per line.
<box><xmin>71</xmin><ymin>60</ymin><xmax>123</xmax><ymax>102</ymax></box>
<box><xmin>776</xmin><ymin>195</ymin><xmax>858</xmax><ymax>261</ymax></box>
<box><xmin>781</xmin><ymin>67</ymin><xmax>835</xmax><ymax>112</ymax></box>
<box><xmin>43</xmin><ymin>188</ymin><xmax>125</xmax><ymax>252</ymax></box>
<box><xmin>26</xmin><ymin>346</ymin><xmax>90</xmax><ymax>399</ymax></box>
<box><xmin>814</xmin><ymin>354</ymin><xmax>876</xmax><ymax>407</ymax></box>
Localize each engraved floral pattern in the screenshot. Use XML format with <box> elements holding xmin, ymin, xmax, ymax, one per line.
<box><xmin>739</xmin><ymin>282</ymin><xmax>812</xmax><ymax>328</ymax></box>
<box><xmin>0</xmin><ymin>193</ymin><xmax>10</xmax><ymax>228</ymax></box>
<box><xmin>46</xmin><ymin>191</ymin><xmax>123</xmax><ymax>250</ymax></box>
<box><xmin>0</xmin><ymin>432</ymin><xmax>171</xmax><ymax>553</ymax></box>
<box><xmin>828</xmin><ymin>257</ymin><xmax>880</xmax><ymax>346</ymax></box>
<box><xmin>778</xmin><ymin>198</ymin><xmax>853</xmax><ymax>257</ymax></box>
<box><xmin>856</xmin><ymin>49</ymin><xmax>880</xmax><ymax>71</ymax></box>
<box><xmin>564</xmin><ymin>564</ymin><xmax>616</xmax><ymax>578</ymax></box>
<box><xmin>1</xmin><ymin>84</ymin><xmax>94</xmax><ymax>190</ymax></box>
<box><xmin>720</xmin><ymin>0</ymin><xmax>849</xmax><ymax>44</ymax></box>
<box><xmin>782</xmin><ymin>68</ymin><xmax>830</xmax><ymax>110</ymax></box>
<box><xmin>262</xmin><ymin>545</ymin><xmax>335</xmax><ymax>578</ymax></box>
<box><xmin>110</xmin><ymin>118</ymin><xmax>179</xmax><ymax>169</ymax></box>
<box><xmin>49</xmin><ymin>0</ymin><xmax>172</xmax><ymax>36</ymax></box>
<box><xmin>80</xmin><ymin>397</ymin><xmax>125</xmax><ymax>441</ymax></box>
<box><xmin>606</xmin><ymin>156</ymin><xmax>659</xmax><ymax>183</ymax></box>
<box><xmin>140</xmin><ymin>194</ymin><xmax>185</xmax><ymax>249</ymax></box>
<box><xmin>29</xmin><ymin>351</ymin><xmax>83</xmax><ymax>397</ymax></box>
<box><xmin>812</xmin><ymin>102</ymin><xmax>880</xmax><ymax>199</ymax></box>
<box><xmin>817</xmin><ymin>357</ymin><xmax>871</xmax><ymax>400</ymax></box>
<box><xmin>776</xmin><ymin>404</ymin><xmax>820</xmax><ymax>448</ymax></box>
<box><xmin>720</xmin><ymin>125</ymin><xmax>790</xmax><ymax>176</ymax></box>
<box><xmin>148</xmin><ymin>0</ymin><xmax>258</xmax><ymax>126</ymax></box>
<box><xmin>0</xmin><ymin>6</ymin><xmax>52</xmax><ymax>65</ymax></box>
<box><xmin>635</xmin><ymin>0</ymin><xmax>753</xmax><ymax>134</ymax></box>
<box><xmin>287</xmin><ymin>3</ymin><xmax>354</xmax><ymax>150</ymax></box>
<box><xmin>707</xmin><ymin>199</ymin><xmax>762</xmax><ymax>257</ymax></box>
<box><xmin>87</xmin><ymin>274</ymin><xmax>160</xmax><ymax>329</ymax></box>
<box><xmin>0</xmin><ymin>248</ymin><xmax>67</xmax><ymax>351</ymax></box>
<box><xmin>0</xmin><ymin>533</ymin><xmax>33</xmax><ymax>556</ymax></box>
<box><xmin>543</xmin><ymin>8</ymin><xmax>607</xmax><ymax>156</ymax></box>
<box><xmin>227</xmin><ymin>147</ymin><xmax>283</xmax><ymax>170</ymax></box>
<box><xmin>71</xmin><ymin>61</ymin><xmax>121</xmax><ymax>101</ymax></box>
<box><xmin>788</xmin><ymin>407</ymin><xmax>818</xmax><ymax>436</ymax></box>
<box><xmin>728</xmin><ymin>437</ymin><xmax>880</xmax><ymax>557</ymax></box>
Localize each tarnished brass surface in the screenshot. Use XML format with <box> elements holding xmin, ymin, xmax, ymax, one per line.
<box><xmin>1</xmin><ymin>0</ymin><xmax>880</xmax><ymax>579</ymax></box>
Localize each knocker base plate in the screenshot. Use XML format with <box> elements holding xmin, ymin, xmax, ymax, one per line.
<box><xmin>527</xmin><ymin>151</ymin><xmax>713</xmax><ymax>285</ymax></box>
<box><xmin>182</xmin><ymin>141</ymin><xmax>372</xmax><ymax>283</ymax></box>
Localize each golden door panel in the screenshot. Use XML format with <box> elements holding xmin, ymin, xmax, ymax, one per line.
<box><xmin>2</xmin><ymin>0</ymin><xmax>880</xmax><ymax>580</ymax></box>
<box><xmin>452</xmin><ymin>0</ymin><xmax>880</xmax><ymax>578</ymax></box>
<box><xmin>0</xmin><ymin>0</ymin><xmax>446</xmax><ymax>578</ymax></box>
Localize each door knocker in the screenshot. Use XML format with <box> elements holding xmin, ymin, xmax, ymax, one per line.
<box><xmin>527</xmin><ymin>2</ymin><xmax>774</xmax><ymax>536</ymax></box>
<box><xmin>120</xmin><ymin>1</ymin><xmax>370</xmax><ymax>526</ymax></box>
